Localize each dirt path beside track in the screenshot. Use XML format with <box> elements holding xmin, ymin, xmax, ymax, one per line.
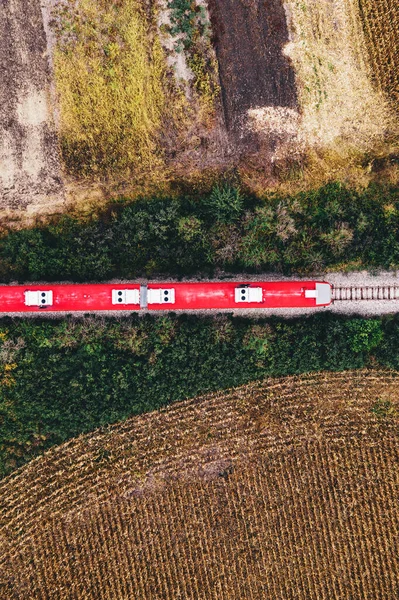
<box><xmin>0</xmin><ymin>0</ymin><xmax>64</xmax><ymax>215</ymax></box>
<box><xmin>208</xmin><ymin>0</ymin><xmax>297</xmax><ymax>131</ymax></box>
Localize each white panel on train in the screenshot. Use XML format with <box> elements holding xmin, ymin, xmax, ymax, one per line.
<box><xmin>147</xmin><ymin>288</ymin><xmax>175</xmax><ymax>304</ymax></box>
<box><xmin>24</xmin><ymin>290</ymin><xmax>53</xmax><ymax>307</ymax></box>
<box><xmin>111</xmin><ymin>289</ymin><xmax>140</xmax><ymax>305</ymax></box>
<box><xmin>235</xmin><ymin>287</ymin><xmax>263</xmax><ymax>303</ymax></box>
<box><xmin>305</xmin><ymin>284</ymin><xmax>331</xmax><ymax>305</ymax></box>
<box><xmin>315</xmin><ymin>283</ymin><xmax>331</xmax><ymax>305</ymax></box>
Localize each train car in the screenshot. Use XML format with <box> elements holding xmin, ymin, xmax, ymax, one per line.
<box><xmin>0</xmin><ymin>283</ymin><xmax>141</xmax><ymax>313</ymax></box>
<box><xmin>146</xmin><ymin>281</ymin><xmax>332</xmax><ymax>310</ymax></box>
<box><xmin>0</xmin><ymin>281</ymin><xmax>332</xmax><ymax>313</ymax></box>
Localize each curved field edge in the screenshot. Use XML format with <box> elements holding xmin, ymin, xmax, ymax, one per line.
<box><xmin>2</xmin><ymin>309</ymin><xmax>399</xmax><ymax>477</ymax></box>
<box><xmin>1</xmin><ymin>370</ymin><xmax>399</xmax><ymax>598</ymax></box>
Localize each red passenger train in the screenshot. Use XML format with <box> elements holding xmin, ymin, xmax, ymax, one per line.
<box><xmin>0</xmin><ymin>281</ymin><xmax>332</xmax><ymax>313</ymax></box>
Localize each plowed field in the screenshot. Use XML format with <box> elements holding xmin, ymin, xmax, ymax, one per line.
<box><xmin>1</xmin><ymin>370</ymin><xmax>399</xmax><ymax>599</ymax></box>
<box><xmin>208</xmin><ymin>0</ymin><xmax>297</xmax><ymax>130</ymax></box>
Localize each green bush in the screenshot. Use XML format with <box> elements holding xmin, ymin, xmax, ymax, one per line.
<box><xmin>167</xmin><ymin>0</ymin><xmax>208</xmax><ymax>52</ymax></box>
<box><xmin>202</xmin><ymin>184</ymin><xmax>243</xmax><ymax>224</ymax></box>
<box><xmin>0</xmin><ymin>182</ymin><xmax>398</xmax><ymax>282</ymax></box>
<box><xmin>346</xmin><ymin>319</ymin><xmax>384</xmax><ymax>353</ymax></box>
<box><xmin>0</xmin><ymin>311</ymin><xmax>395</xmax><ymax>478</ymax></box>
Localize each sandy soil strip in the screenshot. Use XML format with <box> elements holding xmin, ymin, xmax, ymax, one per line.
<box><xmin>0</xmin><ymin>0</ymin><xmax>64</xmax><ymax>215</ymax></box>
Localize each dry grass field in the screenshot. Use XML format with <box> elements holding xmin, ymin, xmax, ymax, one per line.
<box><xmin>52</xmin><ymin>0</ymin><xmax>180</xmax><ymax>188</ymax></box>
<box><xmin>243</xmin><ymin>0</ymin><xmax>399</xmax><ymax>193</ymax></box>
<box><xmin>1</xmin><ymin>370</ymin><xmax>399</xmax><ymax>598</ymax></box>
<box><xmin>48</xmin><ymin>0</ymin><xmax>228</xmax><ymax>209</ymax></box>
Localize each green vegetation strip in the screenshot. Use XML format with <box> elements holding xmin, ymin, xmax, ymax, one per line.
<box><xmin>1</xmin><ymin>311</ymin><xmax>398</xmax><ymax>477</ymax></box>
<box><xmin>1</xmin><ymin>181</ymin><xmax>399</xmax><ymax>478</ymax></box>
<box><xmin>0</xmin><ymin>182</ymin><xmax>399</xmax><ymax>281</ymax></box>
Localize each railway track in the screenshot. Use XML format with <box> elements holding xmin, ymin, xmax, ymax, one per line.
<box><xmin>332</xmin><ymin>286</ymin><xmax>399</xmax><ymax>302</ymax></box>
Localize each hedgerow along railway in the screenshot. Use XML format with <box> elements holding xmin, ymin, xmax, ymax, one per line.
<box><xmin>2</xmin><ymin>281</ymin><xmax>399</xmax><ymax>313</ymax></box>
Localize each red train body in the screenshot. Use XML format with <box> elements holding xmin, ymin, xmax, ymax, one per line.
<box><xmin>0</xmin><ymin>281</ymin><xmax>332</xmax><ymax>313</ymax></box>
<box><xmin>147</xmin><ymin>281</ymin><xmax>331</xmax><ymax>310</ymax></box>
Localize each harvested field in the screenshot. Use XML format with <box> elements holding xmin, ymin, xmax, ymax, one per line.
<box><xmin>208</xmin><ymin>0</ymin><xmax>297</xmax><ymax>130</ymax></box>
<box><xmin>1</xmin><ymin>370</ymin><xmax>399</xmax><ymax>598</ymax></box>
<box><xmin>261</xmin><ymin>0</ymin><xmax>397</xmax><ymax>180</ymax></box>
<box><xmin>0</xmin><ymin>0</ymin><xmax>64</xmax><ymax>215</ymax></box>
<box><xmin>358</xmin><ymin>0</ymin><xmax>399</xmax><ymax>109</ymax></box>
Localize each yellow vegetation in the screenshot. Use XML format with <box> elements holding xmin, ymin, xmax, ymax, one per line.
<box><xmin>284</xmin><ymin>0</ymin><xmax>394</xmax><ymax>145</ymax></box>
<box><xmin>255</xmin><ymin>0</ymin><xmax>399</xmax><ymax>193</ymax></box>
<box><xmin>188</xmin><ymin>52</ymin><xmax>220</xmax><ymax>122</ymax></box>
<box><xmin>54</xmin><ymin>0</ymin><xmax>180</xmax><ymax>182</ymax></box>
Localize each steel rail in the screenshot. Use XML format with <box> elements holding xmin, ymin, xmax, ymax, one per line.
<box><xmin>332</xmin><ymin>286</ymin><xmax>399</xmax><ymax>302</ymax></box>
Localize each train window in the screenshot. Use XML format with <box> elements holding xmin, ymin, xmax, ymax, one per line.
<box><xmin>147</xmin><ymin>288</ymin><xmax>176</xmax><ymax>304</ymax></box>
<box><xmin>235</xmin><ymin>287</ymin><xmax>263</xmax><ymax>303</ymax></box>
<box><xmin>24</xmin><ymin>290</ymin><xmax>53</xmax><ymax>307</ymax></box>
<box><xmin>111</xmin><ymin>289</ymin><xmax>140</xmax><ymax>305</ymax></box>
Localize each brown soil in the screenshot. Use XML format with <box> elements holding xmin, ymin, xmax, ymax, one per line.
<box><xmin>0</xmin><ymin>0</ymin><xmax>64</xmax><ymax>215</ymax></box>
<box><xmin>208</xmin><ymin>0</ymin><xmax>297</xmax><ymax>131</ymax></box>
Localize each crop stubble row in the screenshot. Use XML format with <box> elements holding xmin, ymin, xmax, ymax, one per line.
<box><xmin>1</xmin><ymin>371</ymin><xmax>399</xmax><ymax>597</ymax></box>
<box><xmin>358</xmin><ymin>0</ymin><xmax>399</xmax><ymax>107</ymax></box>
<box><xmin>3</xmin><ymin>437</ymin><xmax>399</xmax><ymax>599</ymax></box>
<box><xmin>1</xmin><ymin>371</ymin><xmax>399</xmax><ymax>544</ymax></box>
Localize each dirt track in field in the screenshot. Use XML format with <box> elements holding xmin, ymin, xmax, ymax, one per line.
<box><xmin>0</xmin><ymin>0</ymin><xmax>64</xmax><ymax>215</ymax></box>
<box><xmin>208</xmin><ymin>0</ymin><xmax>297</xmax><ymax>131</ymax></box>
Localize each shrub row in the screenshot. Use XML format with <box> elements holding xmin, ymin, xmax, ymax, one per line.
<box><xmin>0</xmin><ymin>182</ymin><xmax>399</xmax><ymax>282</ymax></box>
<box><xmin>0</xmin><ymin>311</ymin><xmax>398</xmax><ymax>477</ymax></box>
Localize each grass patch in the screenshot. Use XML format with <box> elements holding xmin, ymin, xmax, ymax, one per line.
<box><xmin>53</xmin><ymin>0</ymin><xmax>181</xmax><ymax>181</ymax></box>
<box><xmin>371</xmin><ymin>398</ymin><xmax>396</xmax><ymax>420</ymax></box>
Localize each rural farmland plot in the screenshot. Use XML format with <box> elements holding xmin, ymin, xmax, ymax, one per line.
<box><xmin>1</xmin><ymin>370</ymin><xmax>399</xmax><ymax>598</ymax></box>
<box><xmin>208</xmin><ymin>0</ymin><xmax>297</xmax><ymax>130</ymax></box>
<box><xmin>0</xmin><ymin>0</ymin><xmax>63</xmax><ymax>215</ymax></box>
<box><xmin>358</xmin><ymin>0</ymin><xmax>399</xmax><ymax>109</ymax></box>
<box><xmin>1</xmin><ymin>0</ymin><xmax>398</xmax><ymax>214</ymax></box>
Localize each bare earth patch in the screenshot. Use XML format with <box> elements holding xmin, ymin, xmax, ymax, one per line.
<box><xmin>208</xmin><ymin>0</ymin><xmax>297</xmax><ymax>130</ymax></box>
<box><xmin>0</xmin><ymin>0</ymin><xmax>64</xmax><ymax>219</ymax></box>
